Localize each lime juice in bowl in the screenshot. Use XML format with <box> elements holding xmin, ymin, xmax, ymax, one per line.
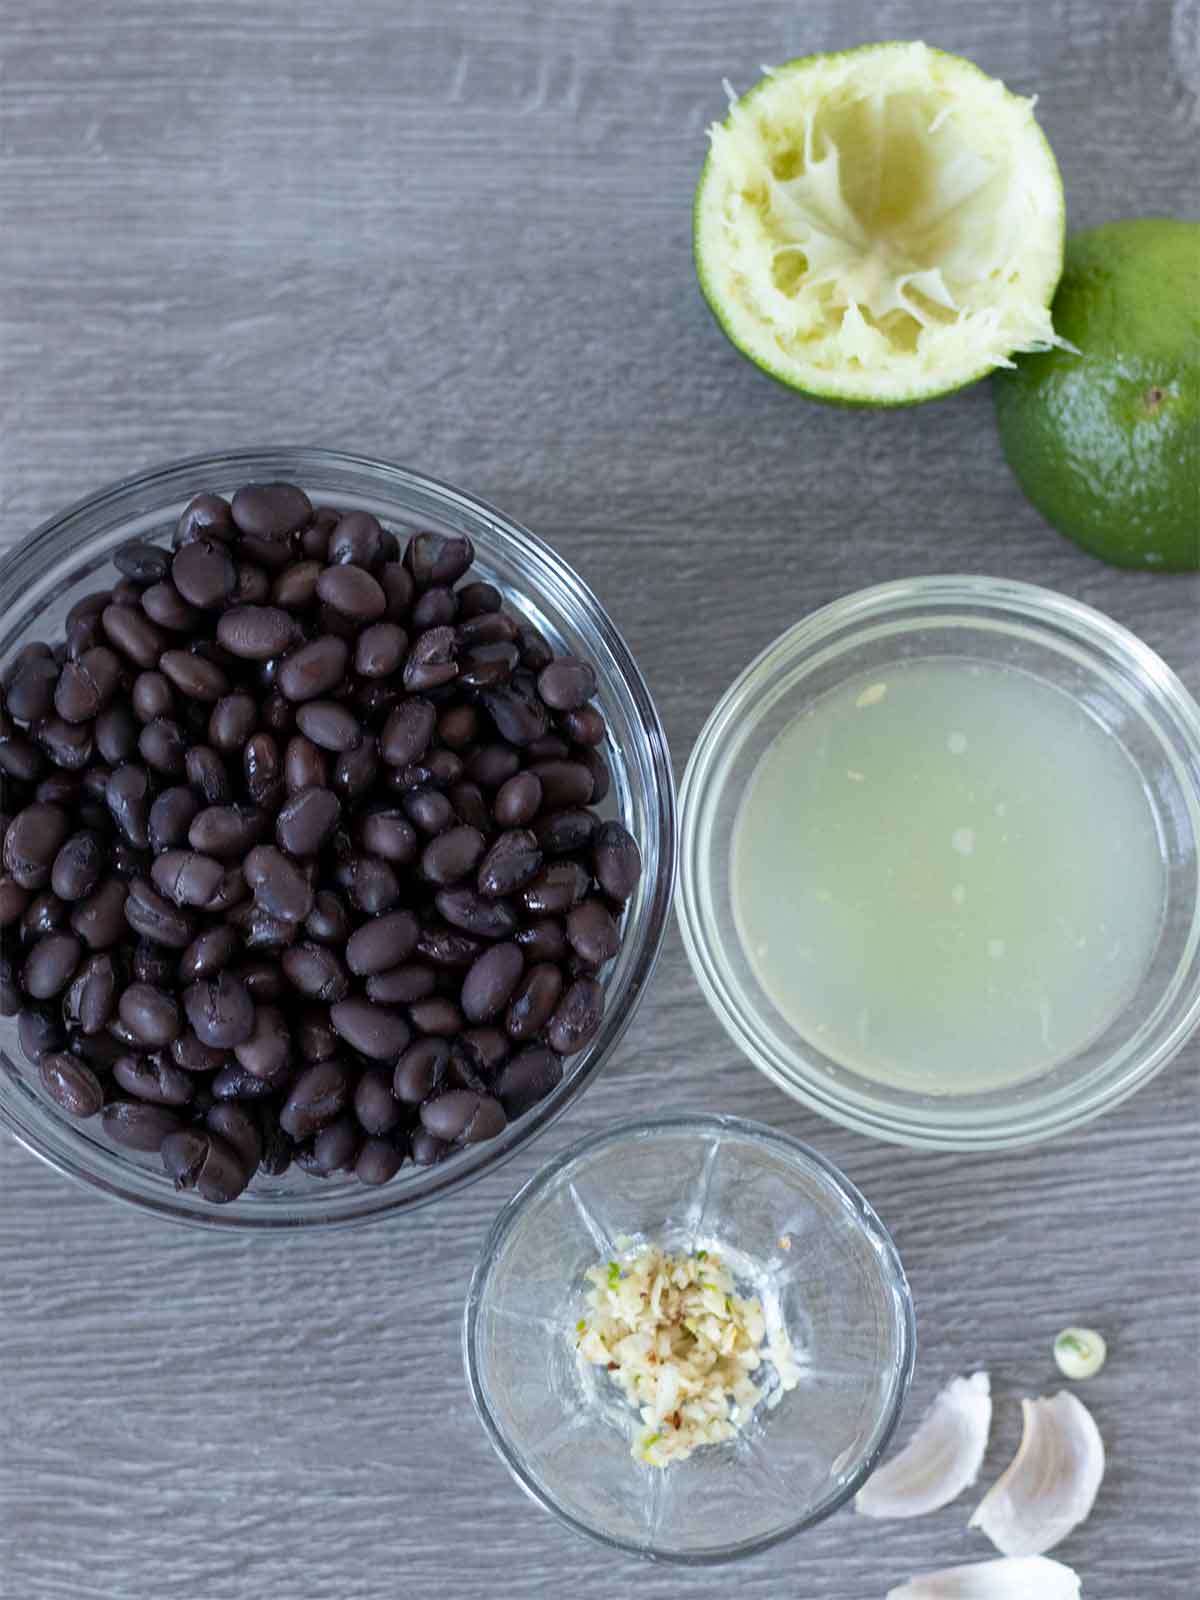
<box><xmin>676</xmin><ymin>578</ymin><xmax>1200</xmax><ymax>1150</ymax></box>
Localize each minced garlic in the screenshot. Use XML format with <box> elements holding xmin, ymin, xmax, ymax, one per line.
<box><xmin>576</xmin><ymin>1243</ymin><xmax>799</xmax><ymax>1467</ymax></box>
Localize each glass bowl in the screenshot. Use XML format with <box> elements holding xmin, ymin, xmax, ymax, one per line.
<box><xmin>677</xmin><ymin>576</ymin><xmax>1200</xmax><ymax>1151</ymax></box>
<box><xmin>463</xmin><ymin>1113</ymin><xmax>915</xmax><ymax>1564</ymax></box>
<box><xmin>0</xmin><ymin>447</ymin><xmax>676</xmax><ymax>1228</ymax></box>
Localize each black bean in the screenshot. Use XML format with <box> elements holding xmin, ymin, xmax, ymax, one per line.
<box><xmin>4</xmin><ymin>802</ymin><xmax>71</xmax><ymax>888</ymax></box>
<box><xmin>412</xmin><ymin>586</ymin><xmax>459</xmax><ymax>630</ymax></box>
<box><xmin>301</xmin><ymin>889</ymin><xmax>349</xmax><ymax>946</ymax></box>
<box><xmin>400</xmin><ymin>786</ymin><xmax>454</xmax><ymax>836</ymax></box>
<box><xmin>171</xmin><ymin>1032</ymin><xmax>233</xmax><ymax>1073</ymax></box>
<box><xmin>419</xmin><ymin>1089</ymin><xmax>505</xmax><ymax>1145</ymax></box>
<box><xmin>101</xmin><ymin>1099</ymin><xmax>187</xmax><ymax>1151</ymax></box>
<box><xmin>464</xmin><ymin>742</ymin><xmax>522</xmax><ymax>790</ymax></box>
<box><xmin>335</xmin><ymin>854</ymin><xmax>400</xmax><ymax>914</ymax></box>
<box><xmin>437</xmin><ymin>703</ymin><xmax>481</xmax><ymax>751</ymax></box>
<box><xmin>479</xmin><ymin>683</ymin><xmax>548</xmax><ymax>747</ymax></box>
<box><xmin>183</xmin><ymin>971</ymin><xmax>255</xmax><ymax>1047</ymax></box>
<box><xmin>461</xmin><ymin>942</ymin><xmax>524</xmax><ymax>1024</ymax></box>
<box><xmin>537</xmin><ymin>656</ymin><xmax>596</xmax><ymax>711</ymax></box>
<box><xmin>477</xmin><ymin>829</ymin><xmax>542</xmax><ymax>898</ymax></box>
<box><xmin>411</xmin><ymin>1128</ymin><xmax>450</xmax><ymax>1166</ymax></box>
<box><xmin>70</xmin><ymin>877</ymin><xmax>128</xmax><ymax>949</ymax></box>
<box><xmin>188</xmin><ymin>804</ymin><xmax>268</xmax><ymax>857</ymax></box>
<box><xmin>101</xmin><ymin>604</ymin><xmax>166</xmax><ymax>669</ymax></box>
<box><xmin>434</xmin><ymin>887</ymin><xmax>518</xmax><ymax>940</ymax></box>
<box><xmin>93</xmin><ymin>704</ymin><xmax>138</xmax><ymax>764</ymax></box>
<box><xmin>159</xmin><ymin>649</ymin><xmax>229</xmax><ymax>702</ymax></box>
<box><xmin>380</xmin><ymin>698</ymin><xmax>436</xmax><ymax>768</ymax></box>
<box><xmin>176</xmin><ymin>493</ymin><xmax>235</xmax><ymax>546</ymax></box>
<box><xmin>206</xmin><ymin>1102</ymin><xmax>263</xmax><ymax>1175</ymax></box>
<box><xmin>357</xmin><ymin>808</ymin><xmax>418</xmax><ymax>864</ymax></box>
<box><xmin>272</xmin><ymin>558</ymin><xmax>321</xmax><ymax>609</ymax></box>
<box><xmin>0</xmin><ymin>877</ymin><xmax>30</xmax><ymax>927</ymax></box>
<box><xmin>150</xmin><ymin>849</ymin><xmax>226</xmax><ymax>908</ymax></box>
<box><xmin>295</xmin><ymin>700</ymin><xmax>360</xmax><ymax>753</ymax></box>
<box><xmin>566</xmin><ymin>898</ymin><xmax>621</xmax><ymax>966</ymax></box>
<box><xmin>408</xmin><ymin>997</ymin><xmax>464</xmax><ymax>1037</ymax></box>
<box><xmin>519</xmin><ymin>860</ymin><xmax>589</xmax><ymax>915</ymax></box>
<box><xmin>448</xmin><ymin>781</ymin><xmax>490</xmax><ymax>833</ymax></box>
<box><xmin>23</xmin><ymin>932</ymin><xmax>82</xmax><ymax>998</ymax></box>
<box><xmin>170</xmin><ymin>539</ymin><xmax>237</xmax><ymax>610</ymax></box>
<box><xmin>354</xmin><ymin>1068</ymin><xmax>404</xmax><ymax>1134</ymax></box>
<box><xmin>393</xmin><ymin>1037</ymin><xmax>450</xmax><ymax>1103</ymax></box>
<box><xmin>329</xmin><ymin>996</ymin><xmax>411</xmax><ymax>1061</ymax></box>
<box><xmin>215</xmin><ymin>605</ymin><xmax>296</xmax><ymax>661</ymax></box>
<box><xmin>505</xmin><ymin>963</ymin><xmax>564</xmax><ymax>1041</ymax></box>
<box><xmin>113</xmin><ymin>1051</ymin><xmax>194</xmax><ymax>1105</ymax></box>
<box><xmin>282</xmin><ymin>941</ymin><xmax>349</xmax><ymax>1002</ymax></box>
<box><xmin>356</xmin><ymin>1136</ymin><xmax>406</xmax><ymax>1186</ymax></box>
<box><xmin>132</xmin><ymin>940</ymin><xmax>176</xmax><ymax>987</ymax></box>
<box><xmin>546</xmin><ymin>976</ymin><xmax>604</xmax><ymax>1055</ymax></box>
<box><xmin>137</xmin><ymin>717</ymin><xmax>186</xmax><ymax>777</ymax></box>
<box><xmin>39</xmin><ymin>1051</ymin><xmax>105</xmax><ymax>1118</ymax></box>
<box><xmin>19</xmin><ymin>1004</ymin><xmax>64</xmax><ymax>1063</ymax></box>
<box><xmin>333</xmin><ymin>736</ymin><xmax>378</xmax><ymax>800</ymax></box>
<box><xmin>186</xmin><ymin>745</ymin><xmax>231</xmax><ymax>804</ymax></box>
<box><xmin>141</xmin><ymin>580</ymin><xmax>201</xmax><ymax>632</ymax></box>
<box><xmin>415</xmin><ymin>925</ymin><xmax>483</xmax><ymax>968</ymax></box>
<box><xmin>231</xmin><ymin>481</ymin><xmax>313</xmax><ymax>539</ymax></box>
<box><xmin>561</xmin><ymin>706</ymin><xmax>606</xmax><ymax>748</ymax></box>
<box><xmin>494</xmin><ymin>771</ymin><xmax>542</xmax><ymax>828</ymax></box>
<box><xmin>179</xmin><ymin>925</ymin><xmax>238</xmax><ymax>982</ymax></box>
<box><xmin>535</xmin><ymin>807</ymin><xmax>599</xmax><ymax>856</ymax></box>
<box><xmin>277</xmin><ymin>635</ymin><xmax>348</xmax><ymax>702</ymax></box>
<box><xmin>6</xmin><ymin>651</ymin><xmax>60</xmax><ymax>722</ymax></box>
<box><xmin>527</xmin><ymin>734</ymin><xmax>570</xmax><ymax>761</ymax></box>
<box><xmin>233</xmin><ymin>563</ymin><xmax>271</xmax><ymax>605</ymax></box>
<box><xmin>118</xmin><ymin>983</ymin><xmax>182</xmax><ymax>1046</ymax></box>
<box><xmin>355</xmin><ymin>621</ymin><xmax>407</xmax><ymax>679</ymax></box>
<box><xmin>345</xmin><ymin>910</ymin><xmax>420</xmax><ymax>977</ymax></box>
<box><xmin>283</xmin><ymin>735</ymin><xmax>328</xmax><ymax>795</ymax></box>
<box><xmin>258</xmin><ymin>1109</ymin><xmax>294</xmax><ymax>1175</ymax></box>
<box><xmin>23</xmin><ymin>889</ymin><xmax>67</xmax><ymax>938</ymax></box>
<box><xmin>54</xmin><ymin>647</ymin><xmax>121</xmax><ymax>725</ymax></box>
<box><xmin>131</xmin><ymin>672</ymin><xmax>172</xmax><ymax>724</ymax></box>
<box><xmin>402</xmin><ymin>625</ymin><xmax>457</xmax><ymax>692</ymax></box>
<box><xmin>269</xmin><ymin>787</ymin><xmax>337</xmax><ymax>860</ymax></box>
<box><xmin>279</xmin><ymin>1060</ymin><xmax>350</xmax><ymax>1139</ymax></box>
<box><xmin>232</xmin><ymin>1005</ymin><xmax>291</xmax><ymax>1079</ymax></box>
<box><xmin>420</xmin><ymin>824</ymin><xmax>485</xmax><ymax>886</ymax></box>
<box><xmin>593</xmin><ymin>820</ymin><xmax>641</xmax><ymax>901</ymax></box>
<box><xmin>328</xmin><ymin>510</ymin><xmax>384</xmax><ymax>569</ymax></box>
<box><xmin>366</xmin><ymin>963</ymin><xmax>437</xmax><ymax>1004</ymax></box>
<box><xmin>51</xmin><ymin>831</ymin><xmax>105</xmax><ymax>901</ymax></box>
<box><xmin>238</xmin><ymin>958</ymin><xmax>285</xmax><ymax>1001</ymax></box>
<box><xmin>315</xmin><ymin>563</ymin><xmax>387</xmax><ymax>622</ymax></box>
<box><xmin>494</xmin><ymin>1046</ymin><xmax>563</xmax><ymax>1118</ymax></box>
<box><xmin>579</xmin><ymin>746</ymin><xmax>611</xmax><ymax>804</ymax></box>
<box><xmin>457</xmin><ymin>581</ymin><xmax>502</xmax><ymax>619</ymax></box>
<box><xmin>227</xmin><ymin>901</ymin><xmax>298</xmax><ymax>950</ymax></box>
<box><xmin>243</xmin><ymin>844</ymin><xmax>315</xmax><ymax>922</ymax></box>
<box><xmin>528</xmin><ymin>760</ymin><xmax>594</xmax><ymax>808</ymax></box>
<box><xmin>211</xmin><ymin>1061</ymin><xmax>290</xmax><ymax>1101</ymax></box>
<box><xmin>310</xmin><ymin>1114</ymin><xmax>362</xmax><ymax>1174</ymax></box>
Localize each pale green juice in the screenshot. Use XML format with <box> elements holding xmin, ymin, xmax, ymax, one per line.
<box><xmin>732</xmin><ymin>660</ymin><xmax>1166</xmax><ymax>1093</ymax></box>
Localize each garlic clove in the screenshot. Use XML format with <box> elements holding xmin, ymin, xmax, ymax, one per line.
<box><xmin>970</xmin><ymin>1391</ymin><xmax>1104</xmax><ymax>1557</ymax></box>
<box><xmin>856</xmin><ymin>1371</ymin><xmax>992</xmax><ymax>1518</ymax></box>
<box><xmin>886</xmin><ymin>1555</ymin><xmax>1082</xmax><ymax>1598</ymax></box>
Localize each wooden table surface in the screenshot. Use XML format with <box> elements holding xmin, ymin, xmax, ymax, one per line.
<box><xmin>1</xmin><ymin>3</ymin><xmax>1197</xmax><ymax>1596</ymax></box>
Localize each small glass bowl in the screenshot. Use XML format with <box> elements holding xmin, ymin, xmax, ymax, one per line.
<box><xmin>463</xmin><ymin>1113</ymin><xmax>915</xmax><ymax>1564</ymax></box>
<box><xmin>0</xmin><ymin>448</ymin><xmax>676</xmax><ymax>1228</ymax></box>
<box><xmin>676</xmin><ymin>576</ymin><xmax>1200</xmax><ymax>1150</ymax></box>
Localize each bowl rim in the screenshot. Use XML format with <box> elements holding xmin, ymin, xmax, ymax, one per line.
<box><xmin>676</xmin><ymin>574</ymin><xmax>1200</xmax><ymax>1151</ymax></box>
<box><xmin>0</xmin><ymin>446</ymin><xmax>678</xmax><ymax>1229</ymax></box>
<box><xmin>462</xmin><ymin>1110</ymin><xmax>917</xmax><ymax>1565</ymax></box>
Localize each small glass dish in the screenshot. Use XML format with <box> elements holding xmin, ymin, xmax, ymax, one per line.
<box><xmin>0</xmin><ymin>448</ymin><xmax>676</xmax><ymax>1228</ymax></box>
<box><xmin>676</xmin><ymin>576</ymin><xmax>1200</xmax><ymax>1150</ymax></box>
<box><xmin>463</xmin><ymin>1113</ymin><xmax>914</xmax><ymax>1564</ymax></box>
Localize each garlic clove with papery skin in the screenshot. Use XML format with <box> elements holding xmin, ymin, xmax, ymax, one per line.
<box><xmin>970</xmin><ymin>1391</ymin><xmax>1104</xmax><ymax>1557</ymax></box>
<box><xmin>856</xmin><ymin>1371</ymin><xmax>992</xmax><ymax>1518</ymax></box>
<box><xmin>886</xmin><ymin>1555</ymin><xmax>1082</xmax><ymax>1599</ymax></box>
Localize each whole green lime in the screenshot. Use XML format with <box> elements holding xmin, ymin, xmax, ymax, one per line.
<box><xmin>994</xmin><ymin>218</ymin><xmax>1199</xmax><ymax>571</ymax></box>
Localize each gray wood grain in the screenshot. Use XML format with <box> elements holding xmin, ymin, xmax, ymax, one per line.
<box><xmin>1</xmin><ymin>1</ymin><xmax>1197</xmax><ymax>1596</ymax></box>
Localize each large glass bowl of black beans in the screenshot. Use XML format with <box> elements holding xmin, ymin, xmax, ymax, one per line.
<box><xmin>0</xmin><ymin>449</ymin><xmax>675</xmax><ymax>1228</ymax></box>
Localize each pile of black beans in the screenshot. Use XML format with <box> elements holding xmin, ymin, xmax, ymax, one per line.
<box><xmin>0</xmin><ymin>481</ymin><xmax>641</xmax><ymax>1204</ymax></box>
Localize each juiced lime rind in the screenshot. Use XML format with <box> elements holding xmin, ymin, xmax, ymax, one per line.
<box><xmin>694</xmin><ymin>42</ymin><xmax>1067</xmax><ymax>406</ymax></box>
<box><xmin>994</xmin><ymin>218</ymin><xmax>1200</xmax><ymax>572</ymax></box>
